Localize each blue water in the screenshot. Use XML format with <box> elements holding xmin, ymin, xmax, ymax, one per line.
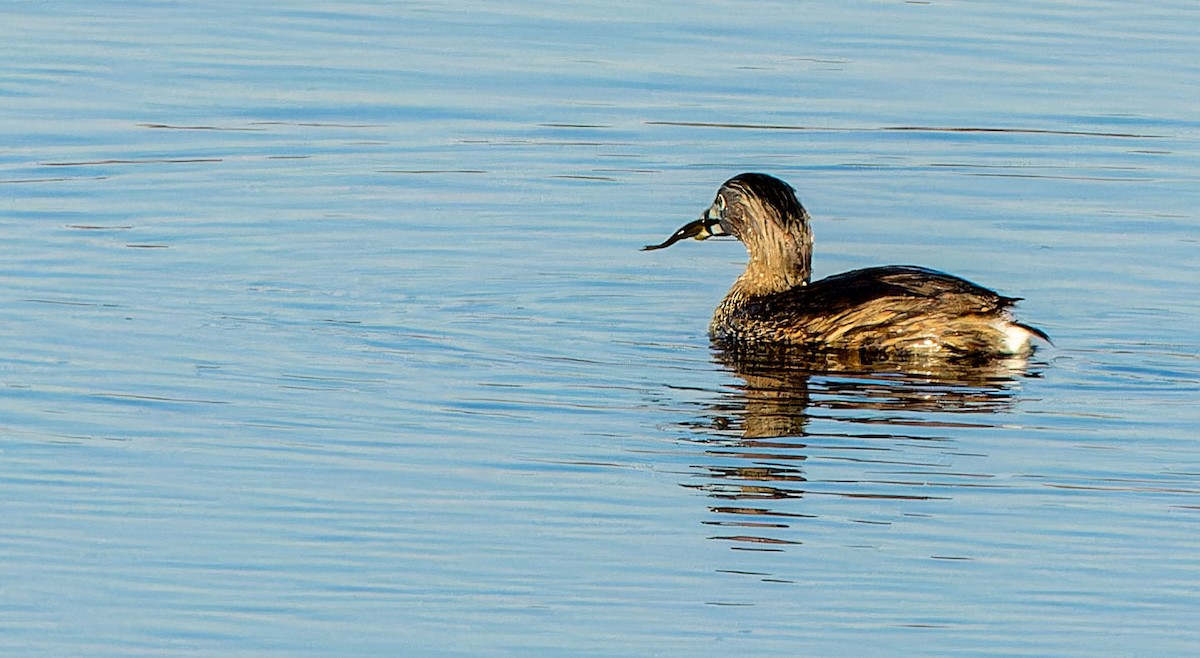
<box><xmin>3</xmin><ymin>2</ymin><xmax>1199</xmax><ymax>656</ymax></box>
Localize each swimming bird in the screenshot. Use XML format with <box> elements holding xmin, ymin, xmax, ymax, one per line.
<box><xmin>644</xmin><ymin>173</ymin><xmax>1048</xmax><ymax>358</ymax></box>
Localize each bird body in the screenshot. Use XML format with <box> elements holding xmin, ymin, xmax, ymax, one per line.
<box><xmin>711</xmin><ymin>264</ymin><xmax>1046</xmax><ymax>356</ymax></box>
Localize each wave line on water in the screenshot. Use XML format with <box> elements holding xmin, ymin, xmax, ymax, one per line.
<box><xmin>90</xmin><ymin>392</ymin><xmax>230</xmax><ymax>405</ymax></box>
<box><xmin>645</xmin><ymin>120</ymin><xmax>1162</xmax><ymax>139</ymax></box>
<box><xmin>41</xmin><ymin>158</ymin><xmax>224</xmax><ymax>167</ymax></box>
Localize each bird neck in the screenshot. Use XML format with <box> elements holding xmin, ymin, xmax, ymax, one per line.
<box><xmin>731</xmin><ymin>226</ymin><xmax>812</xmax><ymax>297</ymax></box>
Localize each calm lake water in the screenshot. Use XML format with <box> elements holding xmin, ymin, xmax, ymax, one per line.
<box><xmin>3</xmin><ymin>1</ymin><xmax>1199</xmax><ymax>656</ymax></box>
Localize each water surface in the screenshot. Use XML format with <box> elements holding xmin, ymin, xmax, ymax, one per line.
<box><xmin>3</xmin><ymin>1</ymin><xmax>1199</xmax><ymax>656</ymax></box>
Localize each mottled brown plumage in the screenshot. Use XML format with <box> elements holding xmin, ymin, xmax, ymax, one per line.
<box><xmin>646</xmin><ymin>173</ymin><xmax>1048</xmax><ymax>358</ymax></box>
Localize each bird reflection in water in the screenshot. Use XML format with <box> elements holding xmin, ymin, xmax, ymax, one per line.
<box><xmin>680</xmin><ymin>345</ymin><xmax>1043</xmax><ymax>555</ymax></box>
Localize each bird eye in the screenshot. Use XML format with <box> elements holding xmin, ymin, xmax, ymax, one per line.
<box><xmin>717</xmin><ymin>194</ymin><xmax>727</xmax><ymax>211</ymax></box>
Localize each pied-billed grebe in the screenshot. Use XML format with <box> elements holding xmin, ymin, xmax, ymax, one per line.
<box><xmin>644</xmin><ymin>173</ymin><xmax>1048</xmax><ymax>357</ymax></box>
